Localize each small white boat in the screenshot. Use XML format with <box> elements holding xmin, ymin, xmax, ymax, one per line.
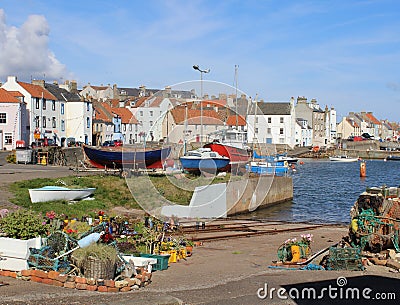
<box><xmin>180</xmin><ymin>148</ymin><xmax>230</xmax><ymax>174</ymax></box>
<box><xmin>29</xmin><ymin>186</ymin><xmax>96</xmax><ymax>203</ymax></box>
<box><xmin>329</xmin><ymin>155</ymin><xmax>359</xmax><ymax>162</ymax></box>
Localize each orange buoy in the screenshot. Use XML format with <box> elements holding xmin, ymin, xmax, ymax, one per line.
<box><xmin>360</xmin><ymin>161</ymin><xmax>366</xmax><ymax>177</ymax></box>
<box><xmin>300</xmin><ymin>161</ymin><xmax>304</xmax><ymax>165</ymax></box>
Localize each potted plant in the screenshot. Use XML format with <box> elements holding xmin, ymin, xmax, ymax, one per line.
<box><xmin>277</xmin><ymin>234</ymin><xmax>313</xmax><ymax>263</ymax></box>
<box><xmin>0</xmin><ymin>210</ymin><xmax>46</xmax><ymax>271</ymax></box>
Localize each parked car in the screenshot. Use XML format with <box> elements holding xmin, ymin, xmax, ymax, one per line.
<box><xmin>361</xmin><ymin>133</ymin><xmax>374</xmax><ymax>140</ymax></box>
<box><xmin>113</xmin><ymin>140</ymin><xmax>123</xmax><ymax>146</ymax></box>
<box><xmin>102</xmin><ymin>140</ymin><xmax>115</xmax><ymax>147</ymax></box>
<box><xmin>353</xmin><ymin>136</ymin><xmax>364</xmax><ymax>141</ymax></box>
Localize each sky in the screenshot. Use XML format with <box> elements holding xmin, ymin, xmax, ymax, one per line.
<box><xmin>0</xmin><ymin>0</ymin><xmax>399</xmax><ymax>121</ymax></box>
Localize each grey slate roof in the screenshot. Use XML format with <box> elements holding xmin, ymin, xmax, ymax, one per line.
<box><xmin>256</xmin><ymin>102</ymin><xmax>292</xmax><ymax>115</ymax></box>
<box><xmin>45</xmin><ymin>83</ymin><xmax>81</xmax><ymax>102</ymax></box>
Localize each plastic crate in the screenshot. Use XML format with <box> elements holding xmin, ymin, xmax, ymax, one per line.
<box><xmin>140</xmin><ymin>253</ymin><xmax>170</xmax><ymax>271</ymax></box>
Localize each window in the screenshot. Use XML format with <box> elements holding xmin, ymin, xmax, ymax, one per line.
<box><xmin>255</xmin><ymin>117</ymin><xmax>258</xmax><ymax>123</ymax></box>
<box><xmin>35</xmin><ymin>116</ymin><xmax>40</xmax><ymax>128</ymax></box>
<box><xmin>255</xmin><ymin>128</ymin><xmax>258</xmax><ymax>134</ymax></box>
<box><xmin>267</xmin><ymin>128</ymin><xmax>271</xmax><ymax>134</ymax></box>
<box><xmin>123</xmin><ymin>124</ymin><xmax>126</xmax><ymax>132</ymax></box>
<box><xmin>36</xmin><ymin>98</ymin><xmax>40</xmax><ymax>109</ymax></box>
<box><xmin>42</xmin><ymin>99</ymin><xmax>46</xmax><ymax>110</ymax></box>
<box><xmin>140</xmin><ymin>111</ymin><xmax>143</xmax><ymax>116</ymax></box>
<box><xmin>0</xmin><ymin>113</ymin><xmax>6</xmax><ymax>124</ymax></box>
<box><xmin>135</xmin><ymin>124</ymin><xmax>138</xmax><ymax>132</ymax></box>
<box><xmin>280</xmin><ymin>128</ymin><xmax>284</xmax><ymax>135</ymax></box>
<box><xmin>5</xmin><ymin>133</ymin><xmax>12</xmax><ymax>145</ymax></box>
<box><xmin>61</xmin><ymin>103</ymin><xmax>65</xmax><ymax>115</ymax></box>
<box><xmin>52</xmin><ymin>101</ymin><xmax>56</xmax><ymax>111</ymax></box>
<box><xmin>52</xmin><ymin>117</ymin><xmax>56</xmax><ymax>128</ymax></box>
<box><xmin>86</xmin><ymin>102</ymin><xmax>90</xmax><ymax>111</ymax></box>
<box><xmin>86</xmin><ymin>117</ymin><xmax>90</xmax><ymax>128</ymax></box>
<box><xmin>43</xmin><ymin>116</ymin><xmax>46</xmax><ymax>128</ymax></box>
<box><xmin>280</xmin><ymin>117</ymin><xmax>284</xmax><ymax>123</ymax></box>
<box><xmin>61</xmin><ymin>120</ymin><xmax>65</xmax><ymax>131</ymax></box>
<box><xmin>150</xmin><ymin>121</ymin><xmax>153</xmax><ymax>126</ymax></box>
<box><xmin>268</xmin><ymin>117</ymin><xmax>271</xmax><ymax>123</ymax></box>
<box><xmin>150</xmin><ymin>111</ymin><xmax>153</xmax><ymax>116</ymax></box>
<box><xmin>129</xmin><ymin>124</ymin><xmax>132</xmax><ymax>131</ymax></box>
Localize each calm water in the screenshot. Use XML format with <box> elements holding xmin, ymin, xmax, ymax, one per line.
<box><xmin>244</xmin><ymin>159</ymin><xmax>400</xmax><ymax>224</ymax></box>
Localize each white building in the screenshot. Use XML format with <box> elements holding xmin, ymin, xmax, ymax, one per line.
<box><xmin>247</xmin><ymin>100</ymin><xmax>296</xmax><ymax>147</ymax></box>
<box><xmin>295</xmin><ymin>118</ymin><xmax>313</xmax><ymax>147</ymax></box>
<box><xmin>1</xmin><ymin>76</ymin><xmax>58</xmax><ymax>145</ymax></box>
<box><xmin>0</xmin><ymin>88</ymin><xmax>28</xmax><ymax>149</ymax></box>
<box><xmin>80</xmin><ymin>84</ymin><xmax>113</xmax><ymax>101</ymax></box>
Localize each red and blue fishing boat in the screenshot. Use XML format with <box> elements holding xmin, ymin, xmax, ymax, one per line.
<box><xmin>83</xmin><ymin>145</ymin><xmax>171</xmax><ymax>169</ymax></box>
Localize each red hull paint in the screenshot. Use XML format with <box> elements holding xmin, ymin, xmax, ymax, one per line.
<box><xmin>203</xmin><ymin>143</ymin><xmax>250</xmax><ymax>163</ymax></box>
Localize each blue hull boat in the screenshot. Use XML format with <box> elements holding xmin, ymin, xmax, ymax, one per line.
<box><xmin>246</xmin><ymin>160</ymin><xmax>289</xmax><ymax>176</ymax></box>
<box><xmin>83</xmin><ymin>145</ymin><xmax>171</xmax><ymax>169</ymax></box>
<box><xmin>180</xmin><ymin>148</ymin><xmax>230</xmax><ymax>174</ymax></box>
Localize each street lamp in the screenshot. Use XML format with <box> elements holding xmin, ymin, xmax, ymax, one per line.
<box><xmin>193</xmin><ymin>65</ymin><xmax>210</xmax><ymax>145</ymax></box>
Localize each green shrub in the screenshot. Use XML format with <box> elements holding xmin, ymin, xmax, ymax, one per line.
<box><xmin>0</xmin><ymin>209</ymin><xmax>47</xmax><ymax>239</ymax></box>
<box><xmin>6</xmin><ymin>151</ymin><xmax>16</xmax><ymax>164</ymax></box>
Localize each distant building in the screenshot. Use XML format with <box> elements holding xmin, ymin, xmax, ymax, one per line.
<box><xmin>247</xmin><ymin>99</ymin><xmax>296</xmax><ymax>147</ymax></box>
<box><xmin>1</xmin><ymin>76</ymin><xmax>58</xmax><ymax>145</ymax></box>
<box><xmin>0</xmin><ymin>88</ymin><xmax>28</xmax><ymax>149</ymax></box>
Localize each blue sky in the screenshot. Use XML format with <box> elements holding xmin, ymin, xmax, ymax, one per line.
<box><xmin>0</xmin><ymin>0</ymin><xmax>399</xmax><ymax>121</ymax></box>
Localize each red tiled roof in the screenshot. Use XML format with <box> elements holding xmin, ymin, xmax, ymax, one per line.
<box><xmin>112</xmin><ymin>107</ymin><xmax>137</xmax><ymax>124</ymax></box>
<box><xmin>131</xmin><ymin>97</ymin><xmax>148</xmax><ymax>108</ymax></box>
<box><xmin>202</xmin><ymin>99</ymin><xmax>227</xmax><ymax>107</ymax></box>
<box><xmin>0</xmin><ymin>88</ymin><xmax>20</xmax><ymax>103</ymax></box>
<box><xmin>347</xmin><ymin>118</ymin><xmax>359</xmax><ymax>128</ymax></box>
<box><xmin>149</xmin><ymin>97</ymin><xmax>164</xmax><ymax>107</ymax></box>
<box><xmin>102</xmin><ymin>102</ymin><xmax>138</xmax><ymax>124</ymax></box>
<box><xmin>170</xmin><ymin>107</ymin><xmax>224</xmax><ymax>125</ymax></box>
<box><xmin>7</xmin><ymin>91</ymin><xmax>24</xmax><ymax>98</ymax></box>
<box><xmin>17</xmin><ymin>81</ymin><xmax>56</xmax><ymax>100</ymax></box>
<box><xmin>366</xmin><ymin>113</ymin><xmax>381</xmax><ymax>125</ymax></box>
<box><xmin>226</xmin><ymin>115</ymin><xmax>246</xmax><ymax>126</ymax></box>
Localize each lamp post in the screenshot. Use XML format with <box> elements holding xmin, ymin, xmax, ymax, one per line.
<box><xmin>193</xmin><ymin>65</ymin><xmax>210</xmax><ymax>145</ymax></box>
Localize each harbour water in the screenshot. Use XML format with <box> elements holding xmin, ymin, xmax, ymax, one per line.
<box><xmin>243</xmin><ymin>158</ymin><xmax>400</xmax><ymax>224</ymax></box>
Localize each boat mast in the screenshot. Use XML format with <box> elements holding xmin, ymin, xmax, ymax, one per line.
<box><xmin>184</xmin><ymin>103</ymin><xmax>188</xmax><ymax>155</ymax></box>
<box><xmin>235</xmin><ymin>65</ymin><xmax>239</xmax><ymax>129</ymax></box>
<box><xmin>252</xmin><ymin>94</ymin><xmax>258</xmax><ymax>158</ymax></box>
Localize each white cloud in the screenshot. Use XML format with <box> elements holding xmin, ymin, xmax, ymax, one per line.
<box><xmin>0</xmin><ymin>9</ymin><xmax>68</xmax><ymax>81</ymax></box>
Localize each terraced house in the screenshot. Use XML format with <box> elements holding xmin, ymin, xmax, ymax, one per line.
<box><xmin>1</xmin><ymin>76</ymin><xmax>92</xmax><ymax>147</ymax></box>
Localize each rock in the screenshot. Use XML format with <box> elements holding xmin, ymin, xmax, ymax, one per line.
<box><xmin>386</xmin><ymin>259</ymin><xmax>400</xmax><ymax>270</ymax></box>
<box><xmin>368</xmin><ymin>257</ymin><xmax>387</xmax><ymax>266</ymax></box>
<box><xmin>388</xmin><ymin>249</ymin><xmax>396</xmax><ymax>260</ymax></box>
<box><xmin>115</xmin><ymin>280</ymin><xmax>128</xmax><ymax>288</ymax></box>
<box><xmin>132</xmin><ymin>284</ymin><xmax>140</xmax><ymax>290</ymax></box>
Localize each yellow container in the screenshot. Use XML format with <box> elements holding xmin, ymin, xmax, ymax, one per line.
<box><xmin>168</xmin><ymin>250</ymin><xmax>177</xmax><ymax>263</ymax></box>
<box><xmin>179</xmin><ymin>248</ymin><xmax>187</xmax><ymax>259</ymax></box>
<box><xmin>290</xmin><ymin>245</ymin><xmax>301</xmax><ymax>263</ymax></box>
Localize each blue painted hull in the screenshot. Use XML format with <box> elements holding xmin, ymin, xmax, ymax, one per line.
<box><xmin>180</xmin><ymin>157</ymin><xmax>230</xmax><ymax>174</ymax></box>
<box><xmin>246</xmin><ymin>161</ymin><xmax>288</xmax><ymax>176</ymax></box>
<box><xmin>83</xmin><ymin>145</ymin><xmax>171</xmax><ymax>169</ymax></box>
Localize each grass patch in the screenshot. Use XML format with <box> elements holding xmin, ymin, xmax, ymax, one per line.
<box><xmin>8</xmin><ymin>172</ymin><xmax>241</xmax><ymax>217</ymax></box>
<box><xmin>9</xmin><ymin>175</ymin><xmax>139</xmax><ymax>218</ymax></box>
